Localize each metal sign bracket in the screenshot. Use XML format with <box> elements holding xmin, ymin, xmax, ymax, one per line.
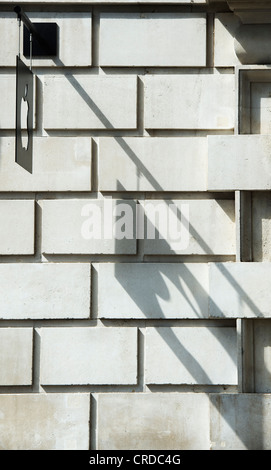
<box><xmin>14</xmin><ymin>6</ymin><xmax>58</xmax><ymax>58</ymax></box>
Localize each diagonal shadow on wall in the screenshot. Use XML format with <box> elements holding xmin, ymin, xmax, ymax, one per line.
<box><xmin>51</xmin><ymin>61</ymin><xmax>265</xmax><ymax>449</ymax></box>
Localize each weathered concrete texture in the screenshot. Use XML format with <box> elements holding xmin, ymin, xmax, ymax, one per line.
<box><xmin>252</xmin><ymin>192</ymin><xmax>271</xmax><ymax>262</ymax></box>
<box><xmin>0</xmin><ymin>13</ymin><xmax>18</xmax><ymax>66</ymax></box>
<box><xmin>40</xmin><ymin>327</ymin><xmax>137</xmax><ymax>385</ymax></box>
<box><xmin>0</xmin><ymin>394</ymin><xmax>90</xmax><ymax>450</ymax></box>
<box><xmin>209</xmin><ymin>262</ymin><xmax>271</xmax><ymax>318</ymax></box>
<box><xmin>0</xmin><ymin>200</ymin><xmax>34</xmax><ymax>254</ymax></box>
<box><xmin>210</xmin><ymin>394</ymin><xmax>271</xmax><ymax>450</ymax></box>
<box><xmin>145</xmin><ymin>327</ymin><xmax>237</xmax><ymax>385</ymax></box>
<box><xmin>41</xmin><ymin>199</ymin><xmax>136</xmax><ymax>254</ymax></box>
<box><xmin>143</xmin><ymin>199</ymin><xmax>235</xmax><ymax>255</ymax></box>
<box><xmin>0</xmin><ymin>328</ymin><xmax>33</xmax><ymax>385</ymax></box>
<box><xmin>99</xmin><ymin>137</ymin><xmax>207</xmax><ymax>192</ymax></box>
<box><xmin>0</xmin><ymin>263</ymin><xmax>90</xmax><ymax>319</ymax></box>
<box><xmin>214</xmin><ymin>13</ymin><xmax>241</xmax><ymax>66</ymax></box>
<box><xmin>144</xmin><ymin>74</ymin><xmax>235</xmax><ymax>129</ymax></box>
<box><xmin>100</xmin><ymin>13</ymin><xmax>206</xmax><ymax>66</ymax></box>
<box><xmin>43</xmin><ymin>75</ymin><xmax>137</xmax><ymax>129</ymax></box>
<box><xmin>0</xmin><ymin>137</ymin><xmax>92</xmax><ymax>191</ymax></box>
<box><xmin>208</xmin><ymin>135</ymin><xmax>271</xmax><ymax>190</ymax></box>
<box><xmin>0</xmin><ymin>75</ymin><xmax>16</xmax><ymax>129</ymax></box>
<box><xmin>97</xmin><ymin>393</ymin><xmax>210</xmax><ymax>450</ymax></box>
<box><xmin>96</xmin><ymin>263</ymin><xmax>209</xmax><ymax>319</ymax></box>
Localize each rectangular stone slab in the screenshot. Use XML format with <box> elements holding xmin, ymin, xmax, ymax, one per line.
<box><xmin>40</xmin><ymin>327</ymin><xmax>138</xmax><ymax>385</ymax></box>
<box><xmin>97</xmin><ymin>393</ymin><xmax>210</xmax><ymax>450</ymax></box>
<box><xmin>96</xmin><ymin>263</ymin><xmax>209</xmax><ymax>319</ymax></box>
<box><xmin>210</xmin><ymin>394</ymin><xmax>271</xmax><ymax>450</ymax></box>
<box><xmin>99</xmin><ymin>137</ymin><xmax>207</xmax><ymax>192</ymax></box>
<box><xmin>144</xmin><ymin>74</ymin><xmax>235</xmax><ymax>130</ymax></box>
<box><xmin>100</xmin><ymin>13</ymin><xmax>206</xmax><ymax>66</ymax></box>
<box><xmin>209</xmin><ymin>262</ymin><xmax>271</xmax><ymax>318</ymax></box>
<box><xmin>0</xmin><ymin>394</ymin><xmax>90</xmax><ymax>450</ymax></box>
<box><xmin>145</xmin><ymin>326</ymin><xmax>237</xmax><ymax>385</ymax></box>
<box><xmin>208</xmin><ymin>135</ymin><xmax>271</xmax><ymax>190</ymax></box>
<box><xmin>0</xmin><ymin>263</ymin><xmax>91</xmax><ymax>319</ymax></box>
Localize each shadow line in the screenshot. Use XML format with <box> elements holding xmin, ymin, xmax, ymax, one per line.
<box><xmin>50</xmin><ymin>58</ymin><xmax>264</xmax><ymax>448</ymax></box>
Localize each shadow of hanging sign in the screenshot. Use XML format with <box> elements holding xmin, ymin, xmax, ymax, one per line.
<box><xmin>15</xmin><ymin>55</ymin><xmax>33</xmax><ymax>173</ymax></box>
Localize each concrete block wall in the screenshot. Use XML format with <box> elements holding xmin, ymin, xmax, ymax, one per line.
<box><xmin>0</xmin><ymin>0</ymin><xmax>270</xmax><ymax>450</ymax></box>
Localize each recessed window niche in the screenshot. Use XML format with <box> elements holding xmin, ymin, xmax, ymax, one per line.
<box><xmin>239</xmin><ymin>69</ymin><xmax>271</xmax><ymax>134</ymax></box>
<box><xmin>244</xmin><ymin>319</ymin><xmax>271</xmax><ymax>393</ymax></box>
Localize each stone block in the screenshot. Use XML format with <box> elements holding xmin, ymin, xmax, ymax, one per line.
<box><xmin>143</xmin><ymin>199</ymin><xmax>235</xmax><ymax>255</ymax></box>
<box><xmin>0</xmin><ymin>263</ymin><xmax>90</xmax><ymax>319</ymax></box>
<box><xmin>0</xmin><ymin>393</ymin><xmax>90</xmax><ymax>449</ymax></box>
<box><xmin>208</xmin><ymin>135</ymin><xmax>271</xmax><ymax>190</ymax></box>
<box><xmin>100</xmin><ymin>13</ymin><xmax>206</xmax><ymax>66</ymax></box>
<box><xmin>99</xmin><ymin>137</ymin><xmax>207</xmax><ymax>191</ymax></box>
<box><xmin>0</xmin><ymin>75</ymin><xmax>16</xmax><ymax>129</ymax></box>
<box><xmin>0</xmin><ymin>137</ymin><xmax>92</xmax><ymax>192</ymax></box>
<box><xmin>97</xmin><ymin>393</ymin><xmax>210</xmax><ymax>450</ymax></box>
<box><xmin>0</xmin><ymin>12</ymin><xmax>92</xmax><ymax>67</ymax></box>
<box><xmin>41</xmin><ymin>198</ymin><xmax>136</xmax><ymax>254</ymax></box>
<box><xmin>25</xmin><ymin>12</ymin><xmax>92</xmax><ymax>67</ymax></box>
<box><xmin>210</xmin><ymin>394</ymin><xmax>271</xmax><ymax>450</ymax></box>
<box><xmin>144</xmin><ymin>74</ymin><xmax>235</xmax><ymax>129</ymax></box>
<box><xmin>0</xmin><ymin>74</ymin><xmax>36</xmax><ymax>130</ymax></box>
<box><xmin>96</xmin><ymin>263</ymin><xmax>209</xmax><ymax>319</ymax></box>
<box><xmin>43</xmin><ymin>75</ymin><xmax>137</xmax><ymax>130</ymax></box>
<box><xmin>40</xmin><ymin>327</ymin><xmax>137</xmax><ymax>385</ymax></box>
<box><xmin>0</xmin><ymin>13</ymin><xmax>19</xmax><ymax>66</ymax></box>
<box><xmin>145</xmin><ymin>326</ymin><xmax>237</xmax><ymax>385</ymax></box>
<box><xmin>0</xmin><ymin>328</ymin><xmax>33</xmax><ymax>385</ymax></box>
<box><xmin>209</xmin><ymin>262</ymin><xmax>271</xmax><ymax>318</ymax></box>
<box><xmin>0</xmin><ymin>200</ymin><xmax>34</xmax><ymax>254</ymax></box>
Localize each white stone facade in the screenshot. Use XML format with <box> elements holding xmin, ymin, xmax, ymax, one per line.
<box><xmin>0</xmin><ymin>0</ymin><xmax>270</xmax><ymax>451</ymax></box>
